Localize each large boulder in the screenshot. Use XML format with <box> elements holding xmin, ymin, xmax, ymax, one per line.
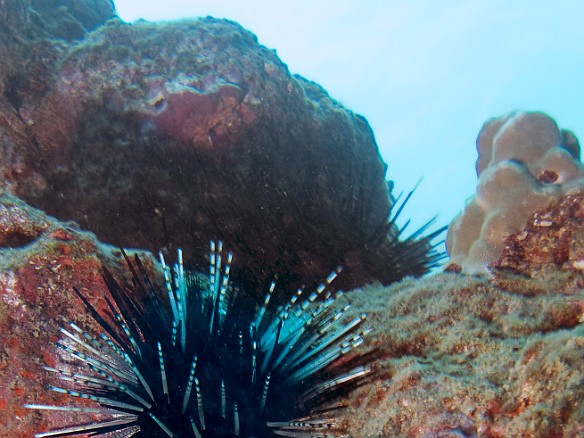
<box><xmin>1</xmin><ymin>7</ymin><xmax>440</xmax><ymax>289</ymax></box>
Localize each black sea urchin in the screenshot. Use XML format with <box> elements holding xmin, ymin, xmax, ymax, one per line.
<box><xmin>26</xmin><ymin>241</ymin><xmax>374</xmax><ymax>437</ymax></box>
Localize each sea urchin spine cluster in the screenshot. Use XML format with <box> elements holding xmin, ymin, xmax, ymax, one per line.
<box><xmin>26</xmin><ymin>241</ymin><xmax>375</xmax><ymax>437</ymax></box>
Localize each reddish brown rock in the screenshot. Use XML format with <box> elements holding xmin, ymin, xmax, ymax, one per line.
<box><xmin>493</xmin><ymin>191</ymin><xmax>584</xmax><ymax>294</ymax></box>
<box><xmin>0</xmin><ymin>193</ymin><xmax>158</xmax><ymax>436</ymax></box>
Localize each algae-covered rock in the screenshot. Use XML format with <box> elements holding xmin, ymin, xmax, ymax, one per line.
<box><xmin>339</xmin><ymin>273</ymin><xmax>584</xmax><ymax>436</ymax></box>
<box><xmin>0</xmin><ymin>0</ymin><xmax>116</xmax><ymax>98</ymax></box>
<box><xmin>5</xmin><ymin>197</ymin><xmax>580</xmax><ymax>437</ymax></box>
<box><xmin>0</xmin><ymin>9</ymin><xmax>441</xmax><ymax>290</ymax></box>
<box><xmin>446</xmin><ymin>112</ymin><xmax>584</xmax><ymax>274</ymax></box>
<box><xmin>0</xmin><ymin>0</ymin><xmax>115</xmax><ymax>42</ymax></box>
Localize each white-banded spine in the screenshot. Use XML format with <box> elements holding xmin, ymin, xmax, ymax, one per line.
<box><xmin>26</xmin><ymin>242</ymin><xmax>374</xmax><ymax>437</ymax></box>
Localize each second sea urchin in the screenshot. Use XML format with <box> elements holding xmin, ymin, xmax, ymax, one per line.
<box><xmin>26</xmin><ymin>241</ymin><xmax>375</xmax><ymax>437</ymax></box>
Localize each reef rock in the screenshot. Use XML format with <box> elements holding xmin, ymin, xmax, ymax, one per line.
<box><xmin>0</xmin><ymin>193</ymin><xmax>157</xmax><ymax>435</ymax></box>
<box><xmin>4</xmin><ymin>194</ymin><xmax>582</xmax><ymax>436</ymax></box>
<box><xmin>446</xmin><ymin>111</ymin><xmax>584</xmax><ymax>274</ymax></box>
<box><xmin>0</xmin><ymin>0</ymin><xmax>116</xmax><ymax>98</ymax></box>
<box><xmin>0</xmin><ymin>3</ymin><xmax>439</xmax><ymax>289</ymax></box>
<box><xmin>341</xmin><ymin>272</ymin><xmax>584</xmax><ymax>437</ymax></box>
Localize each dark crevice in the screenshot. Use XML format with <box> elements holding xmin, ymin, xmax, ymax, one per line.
<box><xmin>0</xmin><ymin>230</ymin><xmax>40</xmax><ymax>248</ymax></box>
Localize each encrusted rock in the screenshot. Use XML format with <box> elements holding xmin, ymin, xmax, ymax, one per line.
<box><xmin>0</xmin><ymin>193</ymin><xmax>158</xmax><ymax>435</ymax></box>
<box><xmin>0</xmin><ymin>6</ymin><xmax>438</xmax><ymax>289</ymax></box>
<box><xmin>492</xmin><ymin>191</ymin><xmax>584</xmax><ymax>294</ymax></box>
<box><xmin>339</xmin><ymin>273</ymin><xmax>584</xmax><ymax>436</ymax></box>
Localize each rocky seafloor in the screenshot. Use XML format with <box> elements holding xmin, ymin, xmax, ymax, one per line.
<box><xmin>1</xmin><ymin>1</ymin><xmax>583</xmax><ymax>437</ymax></box>
<box><xmin>3</xmin><ymin>192</ymin><xmax>584</xmax><ymax>437</ymax></box>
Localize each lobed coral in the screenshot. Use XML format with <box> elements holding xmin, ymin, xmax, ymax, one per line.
<box><xmin>446</xmin><ymin>111</ymin><xmax>584</xmax><ymax>273</ymax></box>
